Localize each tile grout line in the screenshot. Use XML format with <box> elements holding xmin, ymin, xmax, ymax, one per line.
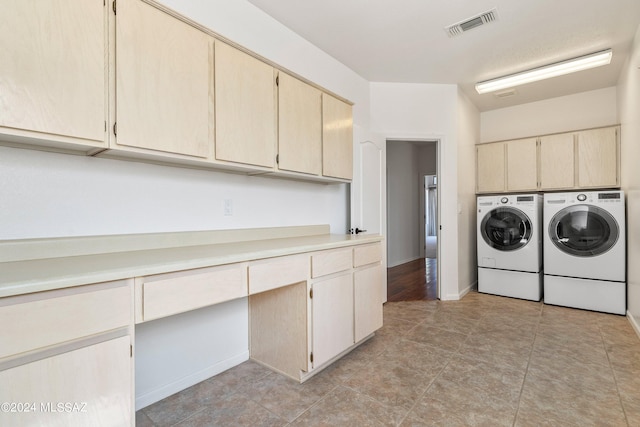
<box><xmin>395</xmin><ymin>306</ymin><xmax>488</xmax><ymax>427</ymax></box>
<box><xmin>511</xmin><ymin>301</ymin><xmax>544</xmax><ymax>427</ymax></box>
<box><xmin>598</xmin><ymin>319</ymin><xmax>631</xmax><ymax>426</ymax></box>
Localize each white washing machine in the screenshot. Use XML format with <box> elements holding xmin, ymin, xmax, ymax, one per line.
<box><xmin>543</xmin><ymin>190</ymin><xmax>626</xmax><ymax>315</ymax></box>
<box><xmin>477</xmin><ymin>194</ymin><xmax>542</xmax><ymax>301</ymax></box>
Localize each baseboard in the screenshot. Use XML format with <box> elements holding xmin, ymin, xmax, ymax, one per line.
<box><xmin>459</xmin><ymin>281</ymin><xmax>476</xmax><ymax>298</ymax></box>
<box><xmin>135</xmin><ymin>351</ymin><xmax>249</xmax><ymax>410</ymax></box>
<box><xmin>443</xmin><ymin>280</ymin><xmax>477</xmax><ymax>301</ymax></box>
<box><xmin>387</xmin><ymin>256</ymin><xmax>422</xmax><ymax>268</ymax></box>
<box><xmin>627</xmin><ymin>310</ymin><xmax>640</xmax><ymax>340</ymax></box>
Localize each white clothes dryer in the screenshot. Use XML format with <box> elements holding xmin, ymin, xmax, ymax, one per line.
<box><xmin>477</xmin><ymin>194</ymin><xmax>542</xmax><ymax>301</ymax></box>
<box><xmin>543</xmin><ymin>190</ymin><xmax>626</xmax><ymax>314</ymax></box>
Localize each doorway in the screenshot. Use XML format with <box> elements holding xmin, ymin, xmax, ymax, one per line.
<box><xmin>423</xmin><ymin>174</ymin><xmax>437</xmax><ymax>259</ymax></box>
<box><xmin>386</xmin><ymin>140</ymin><xmax>439</xmax><ymax>301</ymax></box>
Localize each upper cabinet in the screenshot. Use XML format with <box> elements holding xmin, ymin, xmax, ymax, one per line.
<box><xmin>277</xmin><ymin>73</ymin><xmax>322</xmax><ymax>175</ymax></box>
<box><xmin>477</xmin><ymin>125</ymin><xmax>620</xmax><ymax>194</ymax></box>
<box><xmin>214</xmin><ymin>42</ymin><xmax>276</xmax><ymax>169</ymax></box>
<box><xmin>539</xmin><ymin>133</ymin><xmax>575</xmax><ymax>190</ymax></box>
<box><xmin>576</xmin><ymin>127</ymin><xmax>619</xmax><ymax>188</ymax></box>
<box><xmin>114</xmin><ymin>0</ymin><xmax>213</xmax><ymax>158</ymax></box>
<box><xmin>506</xmin><ymin>138</ymin><xmax>538</xmax><ymax>192</ymax></box>
<box><xmin>0</xmin><ymin>0</ymin><xmax>106</xmax><ymax>150</ymax></box>
<box><xmin>1</xmin><ymin>0</ymin><xmax>354</xmax><ymax>183</ymax></box>
<box><xmin>322</xmin><ymin>94</ymin><xmax>354</xmax><ymax>180</ymax></box>
<box><xmin>476</xmin><ymin>142</ymin><xmax>505</xmax><ymax>193</ymax></box>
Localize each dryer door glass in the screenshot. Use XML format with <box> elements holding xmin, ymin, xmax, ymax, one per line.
<box><xmin>481</xmin><ymin>207</ymin><xmax>532</xmax><ymax>251</ymax></box>
<box><xmin>548</xmin><ymin>205</ymin><xmax>619</xmax><ymax>257</ymax></box>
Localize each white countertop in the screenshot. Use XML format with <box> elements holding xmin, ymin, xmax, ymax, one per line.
<box><xmin>0</xmin><ymin>230</ymin><xmax>381</xmax><ymax>298</ymax></box>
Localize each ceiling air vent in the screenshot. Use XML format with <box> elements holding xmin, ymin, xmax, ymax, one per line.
<box><xmin>445</xmin><ymin>8</ymin><xmax>499</xmax><ymax>38</ymax></box>
<box><xmin>494</xmin><ymin>88</ymin><xmax>517</xmax><ymax>99</ymax></box>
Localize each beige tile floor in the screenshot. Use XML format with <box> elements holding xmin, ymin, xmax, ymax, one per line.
<box><xmin>136</xmin><ymin>292</ymin><xmax>640</xmax><ymax>426</ymax></box>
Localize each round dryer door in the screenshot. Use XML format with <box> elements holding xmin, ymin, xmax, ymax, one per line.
<box><xmin>548</xmin><ymin>205</ymin><xmax>619</xmax><ymax>257</ymax></box>
<box><xmin>481</xmin><ymin>207</ymin><xmax>532</xmax><ymax>251</ymax></box>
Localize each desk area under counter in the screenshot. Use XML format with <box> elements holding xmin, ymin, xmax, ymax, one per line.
<box><xmin>0</xmin><ymin>225</ymin><xmax>384</xmax><ymax>424</ymax></box>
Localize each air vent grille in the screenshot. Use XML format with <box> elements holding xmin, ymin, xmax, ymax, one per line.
<box><xmin>494</xmin><ymin>89</ymin><xmax>517</xmax><ymax>98</ymax></box>
<box><xmin>445</xmin><ymin>8</ymin><xmax>498</xmax><ymax>38</ymax></box>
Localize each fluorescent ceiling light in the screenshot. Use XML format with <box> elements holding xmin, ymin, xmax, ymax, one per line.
<box><xmin>475</xmin><ymin>49</ymin><xmax>612</xmax><ymax>94</ymax></box>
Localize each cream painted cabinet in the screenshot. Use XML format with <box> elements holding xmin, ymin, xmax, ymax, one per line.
<box><xmin>0</xmin><ymin>336</ymin><xmax>132</xmax><ymax>427</ymax></box>
<box><xmin>506</xmin><ymin>138</ymin><xmax>538</xmax><ymax>192</ymax></box>
<box><xmin>353</xmin><ymin>243</ymin><xmax>384</xmax><ymax>342</ymax></box>
<box><xmin>354</xmin><ymin>264</ymin><xmax>384</xmax><ymax>342</ymax></box>
<box><xmin>278</xmin><ymin>73</ymin><xmax>323</xmax><ymax>175</ymax></box>
<box><xmin>311</xmin><ymin>274</ymin><xmax>354</xmax><ymax>367</ymax></box>
<box><xmin>477</xmin><ymin>139</ymin><xmax>536</xmax><ymax>193</ymax></box>
<box><xmin>114</xmin><ymin>0</ymin><xmax>212</xmax><ymax>158</ymax></box>
<box><xmin>477</xmin><ymin>125</ymin><xmax>620</xmax><ymax>193</ymax></box>
<box><xmin>248</xmin><ymin>243</ymin><xmax>383</xmax><ymax>382</ymax></box>
<box><xmin>539</xmin><ymin>133</ymin><xmax>575</xmax><ymax>190</ymax></box>
<box><xmin>476</xmin><ymin>142</ymin><xmax>505</xmax><ymax>193</ymax></box>
<box><xmin>137</xmin><ymin>264</ymin><xmax>247</xmax><ymax>323</ymax></box>
<box><xmin>577</xmin><ymin>126</ymin><xmax>619</xmax><ymax>188</ymax></box>
<box><xmin>0</xmin><ymin>0</ymin><xmax>106</xmax><ymax>150</ymax></box>
<box><xmin>322</xmin><ymin>94</ymin><xmax>353</xmax><ymax>180</ymax></box>
<box><xmin>0</xmin><ymin>280</ymin><xmax>133</xmax><ymax>426</ymax></box>
<box><xmin>215</xmin><ymin>42</ymin><xmax>276</xmax><ymax>168</ymax></box>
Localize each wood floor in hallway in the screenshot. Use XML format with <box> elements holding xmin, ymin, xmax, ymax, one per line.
<box><xmin>386</xmin><ymin>257</ymin><xmax>437</xmax><ymax>302</ymax></box>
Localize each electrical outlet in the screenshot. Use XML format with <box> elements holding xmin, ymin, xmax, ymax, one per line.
<box><xmin>223</xmin><ymin>199</ymin><xmax>233</xmax><ymax>216</ymax></box>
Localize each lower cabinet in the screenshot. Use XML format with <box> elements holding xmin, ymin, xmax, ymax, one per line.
<box><xmin>354</xmin><ymin>264</ymin><xmax>384</xmax><ymax>342</ymax></box>
<box><xmin>137</xmin><ymin>264</ymin><xmax>247</xmax><ymax>323</ymax></box>
<box><xmin>311</xmin><ymin>273</ymin><xmax>354</xmax><ymax>368</ymax></box>
<box><xmin>0</xmin><ymin>336</ymin><xmax>132</xmax><ymax>427</ymax></box>
<box><xmin>0</xmin><ymin>280</ymin><xmax>133</xmax><ymax>426</ymax></box>
<box><xmin>248</xmin><ymin>242</ymin><xmax>384</xmax><ymax>381</ymax></box>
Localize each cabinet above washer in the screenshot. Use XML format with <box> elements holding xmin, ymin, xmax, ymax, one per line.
<box><xmin>476</xmin><ymin>125</ymin><xmax>620</xmax><ymax>194</ymax></box>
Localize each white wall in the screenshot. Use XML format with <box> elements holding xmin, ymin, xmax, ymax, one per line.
<box><xmin>386</xmin><ymin>142</ymin><xmax>421</xmax><ymax>267</ymax></box>
<box><xmin>0</xmin><ymin>147</ymin><xmax>348</xmax><ymax>240</ymax></box>
<box><xmin>618</xmin><ymin>24</ymin><xmax>640</xmax><ymax>331</ymax></box>
<box><xmin>457</xmin><ymin>90</ymin><xmax>480</xmax><ymax>296</ymax></box>
<box><xmin>480</xmin><ymin>87</ymin><xmax>618</xmax><ymax>143</ymax></box>
<box><xmin>417</xmin><ymin>144</ymin><xmax>437</xmax><ymax>176</ymax></box>
<box><xmin>370</xmin><ymin>82</ymin><xmax>462</xmax><ymax>300</ymax></box>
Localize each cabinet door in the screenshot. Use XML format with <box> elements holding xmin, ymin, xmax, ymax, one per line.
<box><xmin>116</xmin><ymin>0</ymin><xmax>212</xmax><ymax>158</ymax></box>
<box><xmin>0</xmin><ymin>336</ymin><xmax>132</xmax><ymax>427</ymax></box>
<box><xmin>0</xmin><ymin>0</ymin><xmax>105</xmax><ymax>147</ymax></box>
<box><xmin>354</xmin><ymin>264</ymin><xmax>384</xmax><ymax>342</ymax></box>
<box><xmin>278</xmin><ymin>73</ymin><xmax>322</xmax><ymax>175</ymax></box>
<box><xmin>476</xmin><ymin>142</ymin><xmax>505</xmax><ymax>193</ymax></box>
<box><xmin>506</xmin><ymin>138</ymin><xmax>538</xmax><ymax>191</ymax></box>
<box><xmin>577</xmin><ymin>127</ymin><xmax>619</xmax><ymax>188</ymax></box>
<box><xmin>539</xmin><ymin>133</ymin><xmax>575</xmax><ymax>190</ymax></box>
<box><xmin>322</xmin><ymin>94</ymin><xmax>353</xmax><ymax>180</ymax></box>
<box><xmin>312</xmin><ymin>274</ymin><xmax>354</xmax><ymax>368</ymax></box>
<box><xmin>215</xmin><ymin>42</ymin><xmax>276</xmax><ymax>168</ymax></box>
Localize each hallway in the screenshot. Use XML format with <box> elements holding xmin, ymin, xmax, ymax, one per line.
<box><xmin>387</xmin><ymin>258</ymin><xmax>437</xmax><ymax>302</ymax></box>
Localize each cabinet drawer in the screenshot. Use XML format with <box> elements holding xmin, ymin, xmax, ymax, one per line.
<box><xmin>0</xmin><ymin>281</ymin><xmax>131</xmax><ymax>360</ymax></box>
<box><xmin>353</xmin><ymin>243</ymin><xmax>382</xmax><ymax>267</ymax></box>
<box><xmin>311</xmin><ymin>248</ymin><xmax>352</xmax><ymax>278</ymax></box>
<box><xmin>249</xmin><ymin>255</ymin><xmax>309</xmax><ymax>294</ymax></box>
<box><xmin>142</xmin><ymin>265</ymin><xmax>246</xmax><ymax>321</ymax></box>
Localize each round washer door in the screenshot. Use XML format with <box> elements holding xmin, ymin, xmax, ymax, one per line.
<box><xmin>548</xmin><ymin>205</ymin><xmax>619</xmax><ymax>257</ymax></box>
<box><xmin>481</xmin><ymin>207</ymin><xmax>532</xmax><ymax>251</ymax></box>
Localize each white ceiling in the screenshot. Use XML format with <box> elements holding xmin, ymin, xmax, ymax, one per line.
<box><xmin>247</xmin><ymin>0</ymin><xmax>640</xmax><ymax>112</ymax></box>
